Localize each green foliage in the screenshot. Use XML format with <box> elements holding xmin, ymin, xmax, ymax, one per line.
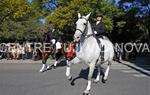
<box><xmin>115</xmin><ymin>0</ymin><xmax>150</xmax><ymax>42</ymax></box>
<box><xmin>116</xmin><ymin>21</ymin><xmax>126</xmax><ymax>28</ymax></box>
<box><xmin>0</xmin><ymin>17</ymin><xmax>45</xmax><ymax>41</ymax></box>
<box><xmin>46</xmin><ymin>0</ymin><xmax>123</xmax><ymax>34</ymax></box>
<box><xmin>0</xmin><ymin>0</ymin><xmax>32</xmax><ymax>22</ymax></box>
<box><xmin>0</xmin><ymin>0</ymin><xmax>45</xmax><ymax>41</ymax></box>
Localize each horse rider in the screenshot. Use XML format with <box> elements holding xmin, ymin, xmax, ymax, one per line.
<box><xmin>92</xmin><ymin>13</ymin><xmax>106</xmax><ymax>61</ymax></box>
<box><xmin>92</xmin><ymin>13</ymin><xmax>106</xmax><ymax>38</ymax></box>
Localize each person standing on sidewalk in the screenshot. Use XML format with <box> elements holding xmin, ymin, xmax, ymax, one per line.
<box><xmin>66</xmin><ymin>42</ymin><xmax>75</xmax><ymax>63</ymax></box>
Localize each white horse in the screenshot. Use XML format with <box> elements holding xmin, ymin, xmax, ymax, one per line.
<box><xmin>65</xmin><ymin>13</ymin><xmax>114</xmax><ymax>95</ymax></box>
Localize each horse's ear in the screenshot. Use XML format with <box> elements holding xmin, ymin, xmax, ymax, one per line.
<box><xmin>85</xmin><ymin>12</ymin><xmax>91</xmax><ymax>19</ymax></box>
<box><xmin>78</xmin><ymin>13</ymin><xmax>81</xmax><ymax>18</ymax></box>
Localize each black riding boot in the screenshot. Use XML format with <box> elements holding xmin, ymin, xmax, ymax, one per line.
<box><xmin>100</xmin><ymin>45</ymin><xmax>104</xmax><ymax>61</ymax></box>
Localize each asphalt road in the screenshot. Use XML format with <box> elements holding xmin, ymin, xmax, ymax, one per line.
<box><xmin>0</xmin><ymin>60</ymin><xmax>149</xmax><ymax>95</ymax></box>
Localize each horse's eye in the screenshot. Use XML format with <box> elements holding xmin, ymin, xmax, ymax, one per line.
<box><xmin>83</xmin><ymin>23</ymin><xmax>86</xmax><ymax>25</ymax></box>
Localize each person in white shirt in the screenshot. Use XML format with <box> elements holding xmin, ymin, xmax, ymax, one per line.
<box><xmin>21</xmin><ymin>45</ymin><xmax>25</xmax><ymax>60</ymax></box>
<box><xmin>53</xmin><ymin>38</ymin><xmax>63</xmax><ymax>68</ymax></box>
<box><xmin>51</xmin><ymin>39</ymin><xmax>56</xmax><ymax>45</ymax></box>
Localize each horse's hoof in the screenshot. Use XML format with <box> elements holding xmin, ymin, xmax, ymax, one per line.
<box><xmin>102</xmin><ymin>78</ymin><xmax>107</xmax><ymax>83</ymax></box>
<box><xmin>68</xmin><ymin>76</ymin><xmax>72</xmax><ymax>81</ymax></box>
<box><xmin>39</xmin><ymin>69</ymin><xmax>45</xmax><ymax>73</ymax></box>
<box><xmin>83</xmin><ymin>92</ymin><xmax>89</xmax><ymax>95</ymax></box>
<box><xmin>83</xmin><ymin>90</ymin><xmax>89</xmax><ymax>95</ymax></box>
<box><xmin>39</xmin><ymin>70</ymin><xmax>44</xmax><ymax>73</ymax></box>
<box><xmin>71</xmin><ymin>82</ymin><xmax>75</xmax><ymax>86</ymax></box>
<box><xmin>39</xmin><ymin>70</ymin><xmax>45</xmax><ymax>73</ymax></box>
<box><xmin>46</xmin><ymin>66</ymin><xmax>51</xmax><ymax>70</ymax></box>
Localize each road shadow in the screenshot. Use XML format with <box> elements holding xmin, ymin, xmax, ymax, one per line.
<box><xmin>121</xmin><ymin>55</ymin><xmax>150</xmax><ymax>76</ymax></box>
<box><xmin>70</xmin><ymin>67</ymin><xmax>105</xmax><ymax>86</ymax></box>
<box><xmin>56</xmin><ymin>60</ymin><xmax>67</xmax><ymax>67</ymax></box>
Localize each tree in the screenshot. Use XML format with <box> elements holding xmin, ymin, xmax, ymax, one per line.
<box><xmin>31</xmin><ymin>0</ymin><xmax>57</xmax><ymax>16</ymax></box>
<box><xmin>0</xmin><ymin>0</ymin><xmax>46</xmax><ymax>41</ymax></box>
<box><xmin>45</xmin><ymin>0</ymin><xmax>123</xmax><ymax>39</ymax></box>
<box><xmin>116</xmin><ymin>0</ymin><xmax>150</xmax><ymax>42</ymax></box>
<box><xmin>0</xmin><ymin>0</ymin><xmax>32</xmax><ymax>24</ymax></box>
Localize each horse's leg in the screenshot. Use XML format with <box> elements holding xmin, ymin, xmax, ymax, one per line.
<box><xmin>83</xmin><ymin>63</ymin><xmax>95</xmax><ymax>95</ymax></box>
<box><xmin>54</xmin><ymin>54</ymin><xmax>58</xmax><ymax>68</ymax></box>
<box><xmin>66</xmin><ymin>57</ymin><xmax>81</xmax><ymax>80</ymax></box>
<box><xmin>53</xmin><ymin>52</ymin><xmax>61</xmax><ymax>68</ymax></box>
<box><xmin>102</xmin><ymin>61</ymin><xmax>111</xmax><ymax>83</ymax></box>
<box><xmin>39</xmin><ymin>54</ymin><xmax>50</xmax><ymax>72</ymax></box>
<box><xmin>45</xmin><ymin>53</ymin><xmax>50</xmax><ymax>70</ymax></box>
<box><xmin>94</xmin><ymin>65</ymin><xmax>101</xmax><ymax>83</ymax></box>
<box><xmin>39</xmin><ymin>61</ymin><xmax>46</xmax><ymax>72</ymax></box>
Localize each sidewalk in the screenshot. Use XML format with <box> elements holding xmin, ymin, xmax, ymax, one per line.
<box><xmin>120</xmin><ymin>56</ymin><xmax>150</xmax><ymax>76</ymax></box>
<box><xmin>0</xmin><ymin>59</ymin><xmax>55</xmax><ymax>64</ymax></box>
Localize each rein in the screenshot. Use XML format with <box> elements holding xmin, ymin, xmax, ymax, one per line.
<box><xmin>76</xmin><ymin>17</ymin><xmax>95</xmax><ymax>38</ymax></box>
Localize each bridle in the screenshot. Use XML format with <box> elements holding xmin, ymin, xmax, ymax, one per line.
<box><xmin>76</xmin><ymin>17</ymin><xmax>89</xmax><ymax>36</ymax></box>
<box><xmin>76</xmin><ymin>17</ymin><xmax>94</xmax><ymax>38</ymax></box>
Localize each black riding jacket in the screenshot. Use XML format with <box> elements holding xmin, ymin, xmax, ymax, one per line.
<box><xmin>92</xmin><ymin>21</ymin><xmax>106</xmax><ymax>36</ymax></box>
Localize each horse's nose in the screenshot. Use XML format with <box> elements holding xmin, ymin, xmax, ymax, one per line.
<box><xmin>75</xmin><ymin>36</ymin><xmax>79</xmax><ymax>39</ymax></box>
<box><xmin>74</xmin><ymin>35</ymin><xmax>80</xmax><ymax>42</ymax></box>
<box><xmin>74</xmin><ymin>35</ymin><xmax>79</xmax><ymax>39</ymax></box>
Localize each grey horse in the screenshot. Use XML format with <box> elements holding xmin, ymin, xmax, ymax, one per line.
<box><xmin>66</xmin><ymin>13</ymin><xmax>114</xmax><ymax>95</ymax></box>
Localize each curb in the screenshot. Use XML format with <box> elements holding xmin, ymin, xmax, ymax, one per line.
<box><xmin>0</xmin><ymin>59</ymin><xmax>55</xmax><ymax>64</ymax></box>
<box><xmin>120</xmin><ymin>61</ymin><xmax>150</xmax><ymax>76</ymax></box>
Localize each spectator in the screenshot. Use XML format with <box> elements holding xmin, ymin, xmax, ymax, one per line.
<box><xmin>21</xmin><ymin>45</ymin><xmax>25</xmax><ymax>60</ymax></box>
<box><xmin>66</xmin><ymin>42</ymin><xmax>75</xmax><ymax>62</ymax></box>
<box><xmin>33</xmin><ymin>49</ymin><xmax>38</xmax><ymax>61</ymax></box>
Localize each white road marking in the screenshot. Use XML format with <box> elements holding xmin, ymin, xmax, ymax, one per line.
<box><xmin>133</xmin><ymin>74</ymin><xmax>148</xmax><ymax>78</ymax></box>
<box><xmin>121</xmin><ymin>70</ymin><xmax>139</xmax><ymax>73</ymax></box>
